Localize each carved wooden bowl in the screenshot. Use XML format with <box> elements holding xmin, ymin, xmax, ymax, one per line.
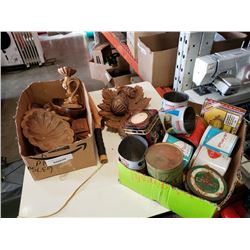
<box><xmin>50</xmin><ymin>98</ymin><xmax>86</xmax><ymax>119</ymax></box>
<box><xmin>21</xmin><ymin>108</ymin><xmax>74</xmax><ymax>151</ymax></box>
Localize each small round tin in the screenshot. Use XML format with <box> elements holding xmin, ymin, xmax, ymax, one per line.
<box><xmin>145</xmin><ymin>143</ymin><xmax>184</xmax><ymax>187</ymax></box>
<box><xmin>162</xmin><ymin>91</ymin><xmax>189</xmax><ymax>111</ymax></box>
<box><xmin>177</xmin><ymin>116</ymin><xmax>207</xmax><ymax>148</ymax></box>
<box><xmin>186</xmin><ymin>165</ymin><xmax>228</xmax><ymax>202</ymax></box>
<box><xmin>118</xmin><ymin>135</ymin><xmax>148</xmax><ymax>171</ymax></box>
<box><xmin>166</xmin><ymin>106</ymin><xmax>196</xmax><ymax>134</ymax></box>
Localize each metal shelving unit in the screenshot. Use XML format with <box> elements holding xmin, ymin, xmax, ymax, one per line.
<box><xmin>101</xmin><ymin>32</ymin><xmax>172</xmax><ymax>95</ymax></box>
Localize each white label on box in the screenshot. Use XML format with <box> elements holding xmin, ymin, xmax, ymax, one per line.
<box><xmin>45</xmin><ymin>154</ymin><xmax>73</xmax><ymax>167</ymax></box>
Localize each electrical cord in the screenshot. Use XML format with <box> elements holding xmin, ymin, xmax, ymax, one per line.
<box><xmin>18</xmin><ymin>163</ymin><xmax>105</xmax><ymax>218</ymax></box>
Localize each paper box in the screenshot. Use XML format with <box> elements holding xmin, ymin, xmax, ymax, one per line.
<box><xmin>89</xmin><ymin>55</ymin><xmax>129</xmax><ymax>82</ymax></box>
<box><xmin>104</xmin><ymin>68</ymin><xmax>136</xmax><ymax>87</ymax></box>
<box><xmin>127</xmin><ymin>32</ymin><xmax>162</xmax><ymax>60</ymax></box>
<box><xmin>117</xmin><ymin>102</ymin><xmax>246</xmax><ymax>218</ymax></box>
<box><xmin>138</xmin><ymin>32</ymin><xmax>179</xmax><ymax>87</ymax></box>
<box><xmin>15</xmin><ymin>80</ymin><xmax>97</xmax><ymax>180</ymax></box>
<box><xmin>211</xmin><ymin>32</ymin><xmax>247</xmax><ymax>53</ymax></box>
<box><xmin>92</xmin><ymin>42</ymin><xmax>112</xmax><ymax>64</ymax></box>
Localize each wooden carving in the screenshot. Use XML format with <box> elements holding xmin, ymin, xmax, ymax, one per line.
<box><xmin>58</xmin><ymin>66</ymin><xmax>82</xmax><ymax>109</ymax></box>
<box><xmin>21</xmin><ymin>108</ymin><xmax>74</xmax><ymax>151</ymax></box>
<box><xmin>98</xmin><ymin>85</ymin><xmax>151</xmax><ymax>133</ymax></box>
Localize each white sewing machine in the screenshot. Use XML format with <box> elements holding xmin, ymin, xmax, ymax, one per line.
<box><xmin>185</xmin><ymin>48</ymin><xmax>250</xmax><ymax>105</ymax></box>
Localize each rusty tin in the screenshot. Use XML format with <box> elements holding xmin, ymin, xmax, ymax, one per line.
<box><xmin>145</xmin><ymin>143</ymin><xmax>184</xmax><ymax>187</ymax></box>
<box><xmin>186</xmin><ymin>165</ymin><xmax>228</xmax><ymax>202</ymax></box>
<box><xmin>123</xmin><ymin>109</ymin><xmax>165</xmax><ymax>145</ymax></box>
<box><xmin>162</xmin><ymin>91</ymin><xmax>189</xmax><ymax>111</ymax></box>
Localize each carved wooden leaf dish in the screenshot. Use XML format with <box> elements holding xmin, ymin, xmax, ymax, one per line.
<box><xmin>21</xmin><ymin>108</ymin><xmax>74</xmax><ymax>151</ymax></box>
<box><xmin>98</xmin><ymin>86</ymin><xmax>151</xmax><ymax>132</ymax></box>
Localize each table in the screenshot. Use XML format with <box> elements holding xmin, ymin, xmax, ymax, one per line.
<box><xmin>18</xmin><ymin>82</ymin><xmax>170</xmax><ymax>217</ymax></box>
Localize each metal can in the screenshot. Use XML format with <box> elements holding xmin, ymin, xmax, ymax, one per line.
<box><xmin>186</xmin><ymin>165</ymin><xmax>228</xmax><ymax>202</ymax></box>
<box><xmin>123</xmin><ymin>109</ymin><xmax>165</xmax><ymax>145</ymax></box>
<box><xmin>191</xmin><ymin>146</ymin><xmax>231</xmax><ymax>176</ymax></box>
<box><xmin>200</xmin><ymin>125</ymin><xmax>238</xmax><ymax>156</ymax></box>
<box><xmin>163</xmin><ymin>133</ymin><xmax>193</xmax><ymax>168</ymax></box>
<box><xmin>145</xmin><ymin>143</ymin><xmax>183</xmax><ymax>187</ymax></box>
<box><xmin>162</xmin><ymin>91</ymin><xmax>189</xmax><ymax>111</ymax></box>
<box><xmin>165</xmin><ymin>106</ymin><xmax>196</xmax><ymax>134</ymax></box>
<box><xmin>118</xmin><ymin>135</ymin><xmax>148</xmax><ymax>171</ymax></box>
<box><xmin>176</xmin><ymin>116</ymin><xmax>207</xmax><ymax>148</ymax></box>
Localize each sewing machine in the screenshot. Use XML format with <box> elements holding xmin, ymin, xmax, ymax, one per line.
<box><xmin>185</xmin><ymin>48</ymin><xmax>250</xmax><ymax>105</ymax></box>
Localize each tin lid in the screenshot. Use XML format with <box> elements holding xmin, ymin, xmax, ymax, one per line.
<box><xmin>145</xmin><ymin>143</ymin><xmax>183</xmax><ymax>171</ymax></box>
<box><xmin>186</xmin><ymin>165</ymin><xmax>227</xmax><ymax>202</ymax></box>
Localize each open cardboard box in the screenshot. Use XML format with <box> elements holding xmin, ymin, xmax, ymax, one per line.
<box><xmin>138</xmin><ymin>32</ymin><xmax>179</xmax><ymax>87</ymax></box>
<box><xmin>117</xmin><ymin>102</ymin><xmax>247</xmax><ymax>218</ymax></box>
<box><xmin>15</xmin><ymin>80</ymin><xmax>97</xmax><ymax>180</ymax></box>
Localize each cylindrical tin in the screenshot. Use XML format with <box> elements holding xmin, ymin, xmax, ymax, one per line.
<box><xmin>186</xmin><ymin>165</ymin><xmax>228</xmax><ymax>202</ymax></box>
<box><xmin>162</xmin><ymin>133</ymin><xmax>193</xmax><ymax>168</ymax></box>
<box><xmin>145</xmin><ymin>143</ymin><xmax>183</xmax><ymax>187</ymax></box>
<box><xmin>166</xmin><ymin>106</ymin><xmax>196</xmax><ymax>134</ymax></box>
<box><xmin>191</xmin><ymin>146</ymin><xmax>231</xmax><ymax>176</ymax></box>
<box><xmin>200</xmin><ymin>125</ymin><xmax>238</xmax><ymax>156</ymax></box>
<box><xmin>123</xmin><ymin>109</ymin><xmax>165</xmax><ymax>145</ymax></box>
<box><xmin>118</xmin><ymin>135</ymin><xmax>148</xmax><ymax>171</ymax></box>
<box><xmin>176</xmin><ymin>116</ymin><xmax>207</xmax><ymax>148</ymax></box>
<box><xmin>162</xmin><ymin>91</ymin><xmax>189</xmax><ymax>111</ymax></box>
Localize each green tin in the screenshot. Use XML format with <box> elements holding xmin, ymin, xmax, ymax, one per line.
<box><xmin>186</xmin><ymin>165</ymin><xmax>228</xmax><ymax>202</ymax></box>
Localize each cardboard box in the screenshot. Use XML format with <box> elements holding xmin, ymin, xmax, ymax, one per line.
<box><xmin>138</xmin><ymin>32</ymin><xmax>179</xmax><ymax>87</ymax></box>
<box><xmin>126</xmin><ymin>32</ymin><xmax>162</xmax><ymax>60</ymax></box>
<box><xmin>92</xmin><ymin>43</ymin><xmax>112</xmax><ymax>64</ymax></box>
<box><xmin>15</xmin><ymin>80</ymin><xmax>97</xmax><ymax>180</ymax></box>
<box><xmin>89</xmin><ymin>55</ymin><xmax>130</xmax><ymax>82</ymax></box>
<box><xmin>211</xmin><ymin>32</ymin><xmax>247</xmax><ymax>53</ymax></box>
<box><xmin>117</xmin><ymin>102</ymin><xmax>246</xmax><ymax>218</ymax></box>
<box><xmin>104</xmin><ymin>68</ymin><xmax>136</xmax><ymax>87</ymax></box>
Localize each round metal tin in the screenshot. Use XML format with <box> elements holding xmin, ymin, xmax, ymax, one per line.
<box><xmin>145</xmin><ymin>143</ymin><xmax>184</xmax><ymax>187</ymax></box>
<box><xmin>162</xmin><ymin>91</ymin><xmax>189</xmax><ymax>111</ymax></box>
<box><xmin>186</xmin><ymin>165</ymin><xmax>228</xmax><ymax>202</ymax></box>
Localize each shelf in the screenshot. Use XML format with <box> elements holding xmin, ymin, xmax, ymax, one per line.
<box><xmin>101</xmin><ymin>32</ymin><xmax>172</xmax><ymax>96</ymax></box>
<box><xmin>101</xmin><ymin>32</ymin><xmax>140</xmax><ymax>77</ymax></box>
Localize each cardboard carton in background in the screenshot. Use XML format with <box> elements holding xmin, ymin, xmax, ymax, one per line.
<box><xmin>92</xmin><ymin>43</ymin><xmax>112</xmax><ymax>64</ymax></box>
<box><xmin>15</xmin><ymin>80</ymin><xmax>97</xmax><ymax>180</ymax></box>
<box><xmin>89</xmin><ymin>55</ymin><xmax>129</xmax><ymax>82</ymax></box>
<box><xmin>126</xmin><ymin>32</ymin><xmax>162</xmax><ymax>60</ymax></box>
<box><xmin>138</xmin><ymin>32</ymin><xmax>179</xmax><ymax>88</ymax></box>
<box><xmin>211</xmin><ymin>32</ymin><xmax>247</xmax><ymax>53</ymax></box>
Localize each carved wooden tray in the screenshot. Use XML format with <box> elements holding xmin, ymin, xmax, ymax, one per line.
<box><xmin>21</xmin><ymin>108</ymin><xmax>74</xmax><ymax>151</ymax></box>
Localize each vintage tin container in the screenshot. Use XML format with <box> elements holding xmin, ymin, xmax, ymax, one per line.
<box><xmin>163</xmin><ymin>133</ymin><xmax>193</xmax><ymax>168</ymax></box>
<box><xmin>118</xmin><ymin>135</ymin><xmax>148</xmax><ymax>171</ymax></box>
<box><xmin>145</xmin><ymin>143</ymin><xmax>183</xmax><ymax>187</ymax></box>
<box><xmin>165</xmin><ymin>106</ymin><xmax>196</xmax><ymax>134</ymax></box>
<box><xmin>162</xmin><ymin>91</ymin><xmax>189</xmax><ymax>111</ymax></box>
<box><xmin>186</xmin><ymin>165</ymin><xmax>228</xmax><ymax>202</ymax></box>
<box><xmin>191</xmin><ymin>146</ymin><xmax>231</xmax><ymax>176</ymax></box>
<box><xmin>123</xmin><ymin>109</ymin><xmax>165</xmax><ymax>145</ymax></box>
<box><xmin>177</xmin><ymin>116</ymin><xmax>207</xmax><ymax>148</ymax></box>
<box><xmin>200</xmin><ymin>125</ymin><xmax>238</xmax><ymax>157</ymax></box>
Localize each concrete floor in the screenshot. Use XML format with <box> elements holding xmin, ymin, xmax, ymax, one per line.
<box><xmin>1</xmin><ymin>32</ymin><xmax>105</xmax><ymax>163</ymax></box>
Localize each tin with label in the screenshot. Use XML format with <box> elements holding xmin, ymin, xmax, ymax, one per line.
<box><xmin>165</xmin><ymin>106</ymin><xmax>196</xmax><ymax>134</ymax></box>
<box><xmin>177</xmin><ymin>116</ymin><xmax>207</xmax><ymax>148</ymax></box>
<box><xmin>162</xmin><ymin>91</ymin><xmax>189</xmax><ymax>111</ymax></box>
<box><xmin>191</xmin><ymin>146</ymin><xmax>231</xmax><ymax>176</ymax></box>
<box><xmin>186</xmin><ymin>165</ymin><xmax>228</xmax><ymax>202</ymax></box>
<box><xmin>118</xmin><ymin>135</ymin><xmax>148</xmax><ymax>171</ymax></box>
<box><xmin>163</xmin><ymin>133</ymin><xmax>193</xmax><ymax>168</ymax></box>
<box><xmin>200</xmin><ymin>125</ymin><xmax>238</xmax><ymax>156</ymax></box>
<box><xmin>145</xmin><ymin>143</ymin><xmax>183</xmax><ymax>187</ymax></box>
<box><xmin>123</xmin><ymin>109</ymin><xmax>165</xmax><ymax>145</ymax></box>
